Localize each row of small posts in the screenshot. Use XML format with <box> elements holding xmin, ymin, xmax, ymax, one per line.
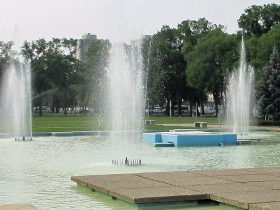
<box><xmin>112</xmin><ymin>157</ymin><xmax>141</xmax><ymax>166</ymax></box>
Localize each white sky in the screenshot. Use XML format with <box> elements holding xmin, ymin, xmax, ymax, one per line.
<box><xmin>0</xmin><ymin>0</ymin><xmax>279</xmax><ymax>45</ymax></box>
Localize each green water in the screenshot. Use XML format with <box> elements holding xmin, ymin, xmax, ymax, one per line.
<box><xmin>0</xmin><ymin>132</ymin><xmax>279</xmax><ymax>209</ymax></box>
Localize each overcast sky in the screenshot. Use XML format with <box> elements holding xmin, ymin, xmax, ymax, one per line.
<box><xmin>0</xmin><ymin>0</ymin><xmax>279</xmax><ymax>45</ymax></box>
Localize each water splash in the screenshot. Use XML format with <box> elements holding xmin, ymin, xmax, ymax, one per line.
<box><xmin>106</xmin><ymin>40</ymin><xmax>145</xmax><ymax>156</ymax></box>
<box><xmin>0</xmin><ymin>61</ymin><xmax>32</xmax><ymax>139</ymax></box>
<box><xmin>227</xmin><ymin>37</ymin><xmax>254</xmax><ymax>135</ymax></box>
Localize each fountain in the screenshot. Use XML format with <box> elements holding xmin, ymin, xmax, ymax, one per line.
<box><xmin>0</xmin><ymin>61</ymin><xmax>32</xmax><ymax>140</ymax></box>
<box><xmin>106</xmin><ymin>40</ymin><xmax>145</xmax><ymax>158</ymax></box>
<box><xmin>226</xmin><ymin>37</ymin><xmax>254</xmax><ymax>135</ymax></box>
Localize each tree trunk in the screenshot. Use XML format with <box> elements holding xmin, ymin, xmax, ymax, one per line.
<box><xmin>39</xmin><ymin>105</ymin><xmax>42</xmax><ymax>116</ymax></box>
<box><xmin>201</xmin><ymin>102</ymin><xmax>205</xmax><ymax>116</ymax></box>
<box><xmin>177</xmin><ymin>97</ymin><xmax>182</xmax><ymax>116</ymax></box>
<box><xmin>64</xmin><ymin>86</ymin><xmax>67</xmax><ymax>115</ymax></box>
<box><xmin>189</xmin><ymin>103</ymin><xmax>193</xmax><ymax>117</ymax></box>
<box><xmin>38</xmin><ymin>96</ymin><xmax>43</xmax><ymax>116</ymax></box>
<box><xmin>51</xmin><ymin>96</ymin><xmax>55</xmax><ymax>113</ymax></box>
<box><xmin>213</xmin><ymin>92</ymin><xmax>220</xmax><ymax>117</ymax></box>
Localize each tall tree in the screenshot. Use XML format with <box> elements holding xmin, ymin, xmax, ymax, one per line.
<box><xmin>142</xmin><ymin>35</ymin><xmax>166</xmax><ymax>108</ymax></box>
<box><xmin>247</xmin><ymin>23</ymin><xmax>280</xmax><ymax>79</ymax></box>
<box><xmin>150</xmin><ymin>25</ymin><xmax>187</xmax><ymax>115</ymax></box>
<box><xmin>22</xmin><ymin>39</ymin><xmax>49</xmax><ymax>116</ymax></box>
<box><xmin>83</xmin><ymin>39</ymin><xmax>110</xmax><ymax>113</ymax></box>
<box><xmin>238</xmin><ymin>4</ymin><xmax>280</xmax><ymax>37</ymax></box>
<box><xmin>179</xmin><ymin>18</ymin><xmax>222</xmax><ymax>115</ymax></box>
<box><xmin>0</xmin><ymin>41</ymin><xmax>13</xmax><ymax>76</ymax></box>
<box><xmin>22</xmin><ymin>38</ymin><xmax>83</xmax><ymax>115</ymax></box>
<box><xmin>187</xmin><ymin>29</ymin><xmax>239</xmax><ymax>115</ymax></box>
<box><xmin>257</xmin><ymin>47</ymin><xmax>280</xmax><ymax>121</ymax></box>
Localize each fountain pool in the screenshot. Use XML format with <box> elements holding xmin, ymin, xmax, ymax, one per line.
<box><xmin>1</xmin><ymin>132</ymin><xmax>280</xmax><ymax>209</ymax></box>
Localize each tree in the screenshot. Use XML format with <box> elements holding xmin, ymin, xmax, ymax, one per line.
<box><xmin>21</xmin><ymin>38</ymin><xmax>84</xmax><ymax>115</ymax></box>
<box><xmin>147</xmin><ymin>25</ymin><xmax>187</xmax><ymax>116</ymax></box>
<box><xmin>83</xmin><ymin>39</ymin><xmax>110</xmax><ymax>113</ymax></box>
<box><xmin>187</xmin><ymin>29</ymin><xmax>239</xmax><ymax>116</ymax></box>
<box><xmin>238</xmin><ymin>4</ymin><xmax>280</xmax><ymax>37</ymax></box>
<box><xmin>247</xmin><ymin>23</ymin><xmax>280</xmax><ymax>79</ymax></box>
<box><xmin>0</xmin><ymin>41</ymin><xmax>13</xmax><ymax>76</ymax></box>
<box><xmin>142</xmin><ymin>35</ymin><xmax>166</xmax><ymax>108</ymax></box>
<box><xmin>45</xmin><ymin>38</ymin><xmax>84</xmax><ymax>115</ymax></box>
<box><xmin>179</xmin><ymin>18</ymin><xmax>223</xmax><ymax>116</ymax></box>
<box><xmin>22</xmin><ymin>39</ymin><xmax>50</xmax><ymax>116</ymax></box>
<box><xmin>257</xmin><ymin>47</ymin><xmax>280</xmax><ymax>121</ymax></box>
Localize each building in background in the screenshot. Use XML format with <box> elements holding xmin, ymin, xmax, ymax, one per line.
<box><xmin>76</xmin><ymin>33</ymin><xmax>97</xmax><ymax>62</ymax></box>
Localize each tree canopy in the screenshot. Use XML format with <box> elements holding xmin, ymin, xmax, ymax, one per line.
<box><xmin>186</xmin><ymin>29</ymin><xmax>239</xmax><ymax>115</ymax></box>
<box><xmin>238</xmin><ymin>4</ymin><xmax>280</xmax><ymax>37</ymax></box>
<box><xmin>257</xmin><ymin>46</ymin><xmax>280</xmax><ymax>121</ymax></box>
<box><xmin>21</xmin><ymin>38</ymin><xmax>83</xmax><ymax>115</ymax></box>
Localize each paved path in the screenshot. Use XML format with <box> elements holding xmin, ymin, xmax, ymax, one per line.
<box><xmin>159</xmin><ymin>123</ymin><xmax>280</xmax><ymax>132</ymax></box>
<box><xmin>72</xmin><ymin>167</ymin><xmax>280</xmax><ymax>210</ymax></box>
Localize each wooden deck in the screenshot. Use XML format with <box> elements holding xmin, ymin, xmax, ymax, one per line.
<box><xmin>72</xmin><ymin>167</ymin><xmax>280</xmax><ymax>210</ymax></box>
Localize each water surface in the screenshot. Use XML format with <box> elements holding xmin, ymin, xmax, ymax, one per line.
<box><xmin>0</xmin><ymin>132</ymin><xmax>280</xmax><ymax>209</ymax></box>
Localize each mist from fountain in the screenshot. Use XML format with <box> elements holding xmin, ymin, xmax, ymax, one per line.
<box><xmin>227</xmin><ymin>37</ymin><xmax>254</xmax><ymax>135</ymax></box>
<box><xmin>106</xmin><ymin>40</ymin><xmax>145</xmax><ymax>156</ymax></box>
<box><xmin>0</xmin><ymin>61</ymin><xmax>32</xmax><ymax>139</ymax></box>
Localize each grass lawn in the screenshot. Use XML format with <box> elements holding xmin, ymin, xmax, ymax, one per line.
<box><xmin>32</xmin><ymin>115</ymin><xmax>99</xmax><ymax>132</ymax></box>
<box><xmin>31</xmin><ymin>115</ymin><xmax>220</xmax><ymax>132</ymax></box>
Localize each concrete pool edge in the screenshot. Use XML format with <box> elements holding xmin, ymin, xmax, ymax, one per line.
<box><xmin>143</xmin><ymin>131</ymin><xmax>237</xmax><ymax>146</ymax></box>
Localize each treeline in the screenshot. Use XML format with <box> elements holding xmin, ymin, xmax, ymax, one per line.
<box><xmin>0</xmin><ymin>4</ymin><xmax>280</xmax><ymax>118</ymax></box>
<box><xmin>142</xmin><ymin>3</ymin><xmax>280</xmax><ymax>118</ymax></box>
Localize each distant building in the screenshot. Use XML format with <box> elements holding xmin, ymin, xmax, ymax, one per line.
<box><xmin>76</xmin><ymin>33</ymin><xmax>97</xmax><ymax>62</ymax></box>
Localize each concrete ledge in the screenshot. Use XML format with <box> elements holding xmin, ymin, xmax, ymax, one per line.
<box><xmin>249</xmin><ymin>202</ymin><xmax>280</xmax><ymax>210</ymax></box>
<box><xmin>143</xmin><ymin>131</ymin><xmax>237</xmax><ymax>146</ymax></box>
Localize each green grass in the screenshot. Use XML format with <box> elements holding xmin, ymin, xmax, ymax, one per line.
<box><xmin>30</xmin><ymin>115</ymin><xmax>220</xmax><ymax>132</ymax></box>
<box><xmin>32</xmin><ymin>115</ymin><xmax>100</xmax><ymax>132</ymax></box>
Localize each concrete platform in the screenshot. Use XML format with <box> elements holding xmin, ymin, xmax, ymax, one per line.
<box><xmin>0</xmin><ymin>204</ymin><xmax>37</xmax><ymax>210</ymax></box>
<box><xmin>72</xmin><ymin>167</ymin><xmax>280</xmax><ymax>209</ymax></box>
<box><xmin>143</xmin><ymin>131</ymin><xmax>237</xmax><ymax>146</ymax></box>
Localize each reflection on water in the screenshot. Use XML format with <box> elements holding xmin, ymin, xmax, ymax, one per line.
<box><xmin>0</xmin><ymin>132</ymin><xmax>280</xmax><ymax>209</ymax></box>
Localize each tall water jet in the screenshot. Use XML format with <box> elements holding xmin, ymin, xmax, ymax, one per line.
<box><xmin>227</xmin><ymin>38</ymin><xmax>254</xmax><ymax>135</ymax></box>
<box><xmin>106</xmin><ymin>40</ymin><xmax>145</xmax><ymax>156</ymax></box>
<box><xmin>0</xmin><ymin>61</ymin><xmax>32</xmax><ymax>140</ymax></box>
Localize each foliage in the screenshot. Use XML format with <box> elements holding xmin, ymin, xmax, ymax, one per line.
<box><xmin>187</xmin><ymin>29</ymin><xmax>239</xmax><ymax>115</ymax></box>
<box><xmin>147</xmin><ymin>25</ymin><xmax>188</xmax><ymax>115</ymax></box>
<box><xmin>179</xmin><ymin>18</ymin><xmax>223</xmax><ymax>115</ymax></box>
<box><xmin>83</xmin><ymin>39</ymin><xmax>110</xmax><ymax>113</ymax></box>
<box><xmin>21</xmin><ymin>38</ymin><xmax>84</xmax><ymax>115</ymax></box>
<box><xmin>247</xmin><ymin>23</ymin><xmax>280</xmax><ymax>78</ymax></box>
<box><xmin>0</xmin><ymin>41</ymin><xmax>13</xmax><ymax>76</ymax></box>
<box><xmin>238</xmin><ymin>4</ymin><xmax>280</xmax><ymax>37</ymax></box>
<box><xmin>257</xmin><ymin>47</ymin><xmax>280</xmax><ymax>121</ymax></box>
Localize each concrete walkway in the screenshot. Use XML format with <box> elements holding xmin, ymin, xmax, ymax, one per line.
<box><xmin>72</xmin><ymin>167</ymin><xmax>280</xmax><ymax>210</ymax></box>
<box><xmin>159</xmin><ymin>123</ymin><xmax>280</xmax><ymax>132</ymax></box>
